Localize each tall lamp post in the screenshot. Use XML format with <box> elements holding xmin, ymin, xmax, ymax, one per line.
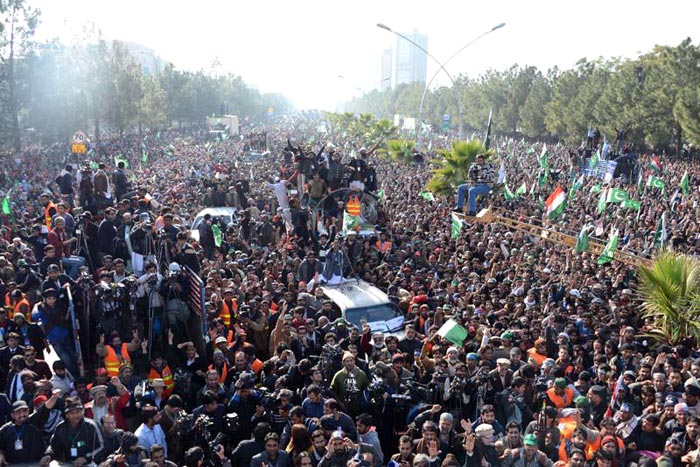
<box><xmin>417</xmin><ymin>23</ymin><xmax>505</xmax><ymax>146</ymax></box>
<box><xmin>377</xmin><ymin>23</ymin><xmax>465</xmax><ymax>140</ymax></box>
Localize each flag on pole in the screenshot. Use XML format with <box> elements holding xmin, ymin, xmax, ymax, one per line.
<box><xmin>419</xmin><ymin>191</ymin><xmax>435</xmax><ymax>202</ymax></box>
<box><xmin>377</xmin><ymin>189</ymin><xmax>386</xmax><ymax>203</ymax></box>
<box><xmin>503</xmin><ymin>179</ymin><xmax>515</xmax><ymax>201</ymax></box>
<box><xmin>575</xmin><ymin>224</ymin><xmax>590</xmax><ymax>253</ymax></box>
<box><xmin>142</xmin><ymin>149</ymin><xmax>148</xmax><ymax>163</ymax></box>
<box><xmin>646</xmin><ymin>174</ymin><xmax>665</xmax><ymax>192</ymax></box>
<box><xmin>621</xmin><ymin>199</ymin><xmax>641</xmax><ymax>211</ymax></box>
<box><xmin>114</xmin><ymin>154</ymin><xmax>129</xmax><ymax>168</ymax></box>
<box><xmin>597</xmin><ymin>188</ymin><xmax>608</xmax><ymax>215</ymax></box>
<box><xmin>650</xmin><ymin>156</ymin><xmax>662</xmax><ymax>173</ymax></box>
<box><xmin>515</xmin><ymin>182</ymin><xmax>527</xmax><ymax>197</ymax></box>
<box><xmin>606</xmin><ymin>188</ymin><xmax>629</xmax><ymax>203</ymax></box>
<box><xmin>654</xmin><ymin>212</ymin><xmax>667</xmax><ymax>248</ymax></box>
<box><xmin>1</xmin><ymin>188</ymin><xmax>12</xmax><ymax>218</ymax></box>
<box><xmin>483</xmin><ymin>109</ymin><xmax>493</xmax><ymax>150</ymax></box>
<box><xmin>597</xmin><ymin>229</ymin><xmax>619</xmax><ymax>265</ymax></box>
<box><xmin>681</xmin><ymin>171</ymin><xmax>690</xmax><ymax>197</ymax></box>
<box><xmin>538</xmin><ymin>144</ymin><xmax>549</xmax><ymax>169</ymax></box>
<box><xmin>437</xmin><ymin>319</ymin><xmax>468</xmax><ymax>346</ymax></box>
<box><xmin>211</xmin><ymin>224</ymin><xmax>222</xmax><ymax>247</ymax></box>
<box><xmin>569</xmin><ymin>174</ymin><xmax>584</xmax><ymax>199</ymax></box>
<box><xmin>497</xmin><ymin>161</ymin><xmax>506</xmax><ymax>184</ymax></box>
<box><xmin>544</xmin><ymin>185</ymin><xmax>566</xmax><ymax>219</ymax></box>
<box><xmin>589</xmin><ymin>184</ymin><xmax>602</xmax><ymax>194</ymax></box>
<box><xmin>451</xmin><ymin>213</ymin><xmax>463</xmax><ymax>239</ymax></box>
<box><xmin>342</xmin><ymin>211</ymin><xmax>361</xmax><ymax>235</ymax></box>
<box><xmin>589</xmin><ymin>150</ymin><xmax>600</xmax><ymax>170</ymax></box>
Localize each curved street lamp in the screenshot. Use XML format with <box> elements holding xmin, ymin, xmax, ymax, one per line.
<box><xmin>417</xmin><ymin>23</ymin><xmax>505</xmax><ymax>146</ymax></box>
<box><xmin>377</xmin><ymin>23</ymin><xmax>465</xmax><ymax>139</ymax></box>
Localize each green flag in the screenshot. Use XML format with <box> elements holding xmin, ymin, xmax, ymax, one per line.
<box><xmin>589</xmin><ymin>150</ymin><xmax>600</xmax><ymax>170</ymax></box>
<box><xmin>419</xmin><ymin>192</ymin><xmax>435</xmax><ymax>202</ymax></box>
<box><xmin>211</xmin><ymin>224</ymin><xmax>222</xmax><ymax>247</ymax></box>
<box><xmin>515</xmin><ymin>182</ymin><xmax>527</xmax><ymax>196</ymax></box>
<box><xmin>637</xmin><ymin>172</ymin><xmax>644</xmax><ymax>194</ymax></box>
<box><xmin>483</xmin><ymin>109</ymin><xmax>493</xmax><ymax>150</ymax></box>
<box><xmin>621</xmin><ymin>199</ymin><xmax>641</xmax><ymax>211</ymax></box>
<box><xmin>221</xmin><ymin>132</ymin><xmax>229</xmax><ymax>141</ymax></box>
<box><xmin>342</xmin><ymin>211</ymin><xmax>361</xmax><ymax>235</ymax></box>
<box><xmin>437</xmin><ymin>319</ymin><xmax>468</xmax><ymax>346</ymax></box>
<box><xmin>569</xmin><ymin>174</ymin><xmax>584</xmax><ymax>199</ymax></box>
<box><xmin>538</xmin><ymin>144</ymin><xmax>549</xmax><ymax>169</ymax></box>
<box><xmin>681</xmin><ymin>171</ymin><xmax>689</xmax><ymax>197</ymax></box>
<box><xmin>526</xmin><ymin>147</ymin><xmax>535</xmax><ymax>154</ymax></box>
<box><xmin>114</xmin><ymin>154</ymin><xmax>129</xmax><ymax>168</ymax></box>
<box><xmin>89</xmin><ymin>161</ymin><xmax>99</xmax><ymax>170</ymax></box>
<box><xmin>377</xmin><ymin>189</ymin><xmax>385</xmax><ymax>203</ymax></box>
<box><xmin>589</xmin><ymin>184</ymin><xmax>602</xmax><ymax>194</ymax></box>
<box><xmin>606</xmin><ymin>188</ymin><xmax>629</xmax><ymax>203</ymax></box>
<box><xmin>1</xmin><ymin>188</ymin><xmax>11</xmax><ymax>216</ymax></box>
<box><xmin>575</xmin><ymin>224</ymin><xmax>590</xmax><ymax>253</ymax></box>
<box><xmin>142</xmin><ymin>149</ymin><xmax>148</xmax><ymax>163</ymax></box>
<box><xmin>654</xmin><ymin>211</ymin><xmax>666</xmax><ymax>248</ymax></box>
<box><xmin>451</xmin><ymin>213</ymin><xmax>463</xmax><ymax>239</ymax></box>
<box><xmin>646</xmin><ymin>174</ymin><xmax>665</xmax><ymax>192</ymax></box>
<box><xmin>597</xmin><ymin>188</ymin><xmax>608</xmax><ymax>215</ymax></box>
<box><xmin>597</xmin><ymin>229</ymin><xmax>619</xmax><ymax>265</ymax></box>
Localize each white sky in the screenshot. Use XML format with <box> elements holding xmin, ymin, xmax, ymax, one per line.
<box><xmin>33</xmin><ymin>0</ymin><xmax>699</xmax><ymax>111</ymax></box>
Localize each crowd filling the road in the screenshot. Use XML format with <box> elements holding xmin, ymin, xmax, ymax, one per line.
<box><xmin>0</xmin><ymin>117</ymin><xmax>698</xmax><ymax>467</ymax></box>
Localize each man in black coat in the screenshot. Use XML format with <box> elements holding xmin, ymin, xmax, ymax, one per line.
<box><xmin>230</xmin><ymin>422</ymin><xmax>269</xmax><ymax>467</ymax></box>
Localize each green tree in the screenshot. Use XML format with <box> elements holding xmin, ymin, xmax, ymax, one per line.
<box><xmin>520</xmin><ymin>72</ymin><xmax>551</xmax><ymax>137</ymax></box>
<box><xmin>426</xmin><ymin>139</ymin><xmax>494</xmax><ymax>196</ymax></box>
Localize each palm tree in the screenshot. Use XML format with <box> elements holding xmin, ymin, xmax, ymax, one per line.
<box><xmin>381</xmin><ymin>139</ymin><xmax>416</xmax><ymax>163</ymax></box>
<box><xmin>637</xmin><ymin>251</ymin><xmax>700</xmax><ymax>345</ymax></box>
<box><xmin>426</xmin><ymin>139</ymin><xmax>494</xmax><ymax>196</ymax></box>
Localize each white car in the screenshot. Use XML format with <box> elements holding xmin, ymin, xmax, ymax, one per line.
<box><xmin>189</xmin><ymin>207</ymin><xmax>238</xmax><ymax>242</ymax></box>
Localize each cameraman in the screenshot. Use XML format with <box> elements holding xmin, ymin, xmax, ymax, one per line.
<box><xmin>129</xmin><ymin>219</ymin><xmax>157</xmax><ymax>277</ymax></box>
<box><xmin>136</xmin><ymin>261</ymin><xmax>164</xmax><ymax>343</ymax></box>
<box><xmin>172</xmin><ymin>231</ymin><xmax>200</xmax><ymax>274</ymax></box>
<box><xmin>159</xmin><ymin>262</ymin><xmax>191</xmax><ymax>344</ymax></box>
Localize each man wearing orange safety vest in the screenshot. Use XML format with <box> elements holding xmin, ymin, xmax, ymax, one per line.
<box><xmin>38</xmin><ymin>193</ymin><xmax>57</xmax><ymax>233</ymax></box>
<box><xmin>374</xmin><ymin>232</ymin><xmax>391</xmax><ymax>255</ymax></box>
<box><xmin>6</xmin><ymin>290</ymin><xmax>31</xmax><ymax>321</ymax></box>
<box><xmin>96</xmin><ymin>330</ymin><xmax>141</xmax><ymax>377</ymax></box>
<box><xmin>546</xmin><ymin>377</ymin><xmax>575</xmax><ymax>409</ymax></box>
<box><xmin>218</xmin><ymin>288</ymin><xmax>238</xmax><ymax>328</ymax></box>
<box><xmin>527</xmin><ymin>337</ymin><xmax>548</xmax><ymax>369</ymax></box>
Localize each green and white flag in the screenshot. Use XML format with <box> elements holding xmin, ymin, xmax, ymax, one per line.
<box><xmin>589</xmin><ymin>184</ymin><xmax>602</xmax><ymax>194</ymax></box>
<box><xmin>589</xmin><ymin>150</ymin><xmax>600</xmax><ymax>170</ymax></box>
<box><xmin>597</xmin><ymin>188</ymin><xmax>608</xmax><ymax>215</ymax></box>
<box><xmin>654</xmin><ymin>211</ymin><xmax>666</xmax><ymax>248</ymax></box>
<box><xmin>419</xmin><ymin>191</ymin><xmax>435</xmax><ymax>202</ymax></box>
<box><xmin>141</xmin><ymin>149</ymin><xmax>148</xmax><ymax>163</ymax></box>
<box><xmin>515</xmin><ymin>182</ymin><xmax>527</xmax><ymax>197</ymax></box>
<box><xmin>1</xmin><ymin>188</ymin><xmax>12</xmax><ymax>217</ymax></box>
<box><xmin>503</xmin><ymin>178</ymin><xmax>515</xmax><ymax>201</ymax></box>
<box><xmin>646</xmin><ymin>174</ymin><xmax>665</xmax><ymax>192</ymax></box>
<box><xmin>342</xmin><ymin>210</ymin><xmax>361</xmax><ymax>235</ymax></box>
<box><xmin>538</xmin><ymin>144</ymin><xmax>549</xmax><ymax>169</ymax></box>
<box><xmin>575</xmin><ymin>224</ymin><xmax>590</xmax><ymax>253</ymax></box>
<box><xmin>437</xmin><ymin>319</ymin><xmax>468</xmax><ymax>346</ymax></box>
<box><xmin>451</xmin><ymin>213</ymin><xmax>463</xmax><ymax>239</ymax></box>
<box><xmin>597</xmin><ymin>229</ymin><xmax>619</xmax><ymax>265</ymax></box>
<box><xmin>569</xmin><ymin>174</ymin><xmax>584</xmax><ymax>199</ymax></box>
<box><xmin>377</xmin><ymin>189</ymin><xmax>386</xmax><ymax>203</ymax></box>
<box><xmin>606</xmin><ymin>188</ymin><xmax>629</xmax><ymax>203</ymax></box>
<box><xmin>681</xmin><ymin>171</ymin><xmax>690</xmax><ymax>197</ymax></box>
<box><xmin>621</xmin><ymin>199</ymin><xmax>641</xmax><ymax>211</ymax></box>
<box><xmin>211</xmin><ymin>224</ymin><xmax>222</xmax><ymax>247</ymax></box>
<box><xmin>114</xmin><ymin>154</ymin><xmax>129</xmax><ymax>168</ymax></box>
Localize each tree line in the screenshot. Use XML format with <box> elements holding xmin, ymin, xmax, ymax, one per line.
<box><xmin>0</xmin><ymin>0</ymin><xmax>293</xmax><ymax>152</ymax></box>
<box><xmin>343</xmin><ymin>38</ymin><xmax>700</xmax><ymax>154</ymax></box>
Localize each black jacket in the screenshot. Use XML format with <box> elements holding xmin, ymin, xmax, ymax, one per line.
<box><xmin>46</xmin><ymin>416</ymin><xmax>104</xmax><ymax>463</ymax></box>
<box><xmin>0</xmin><ymin>403</ymin><xmax>50</xmax><ymax>464</ymax></box>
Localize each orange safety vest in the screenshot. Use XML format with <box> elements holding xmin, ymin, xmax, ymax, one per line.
<box><xmin>220</xmin><ymin>299</ymin><xmax>237</xmax><ymax>328</ymax></box>
<box><xmin>5</xmin><ymin>294</ymin><xmax>31</xmax><ymax>321</ymax></box>
<box><xmin>208</xmin><ymin>363</ymin><xmax>228</xmax><ymax>385</ymax></box>
<box><xmin>154</xmin><ymin>216</ymin><xmax>165</xmax><ymax>231</ymax></box>
<box><xmin>346</xmin><ymin>196</ymin><xmax>361</xmax><ymax>217</ymax></box>
<box><xmin>149</xmin><ymin>364</ymin><xmax>174</xmax><ymax>397</ymax></box>
<box><xmin>250</xmin><ymin>358</ymin><xmax>264</xmax><ymax>374</ymax></box>
<box><xmin>546</xmin><ymin>386</ymin><xmax>575</xmax><ymax>409</ymax></box>
<box><xmin>105</xmin><ymin>344</ymin><xmax>131</xmax><ymax>377</ymax></box>
<box><xmin>44</xmin><ymin>202</ymin><xmax>56</xmax><ymax>229</ymax></box>
<box><xmin>527</xmin><ymin>348</ymin><xmax>547</xmax><ymax>368</ymax></box>
<box><xmin>375</xmin><ymin>240</ymin><xmax>392</xmax><ymax>253</ymax></box>
<box><xmin>225</xmin><ymin>329</ymin><xmax>235</xmax><ymax>345</ymax></box>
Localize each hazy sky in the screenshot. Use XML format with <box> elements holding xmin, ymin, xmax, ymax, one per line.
<box><xmin>33</xmin><ymin>0</ymin><xmax>699</xmax><ymax>111</ymax></box>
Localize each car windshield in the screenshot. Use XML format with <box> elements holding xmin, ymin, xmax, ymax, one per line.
<box><xmin>192</xmin><ymin>214</ymin><xmax>233</xmax><ymax>230</ymax></box>
<box><xmin>345</xmin><ymin>304</ymin><xmax>403</xmax><ymax>333</ymax></box>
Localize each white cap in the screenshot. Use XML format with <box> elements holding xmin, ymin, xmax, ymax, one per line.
<box><xmin>168</xmin><ymin>262</ymin><xmax>181</xmax><ymax>272</ymax></box>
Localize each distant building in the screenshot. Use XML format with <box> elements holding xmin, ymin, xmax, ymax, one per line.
<box><xmin>394</xmin><ymin>30</ymin><xmax>428</xmax><ymax>86</ymax></box>
<box><xmin>380</xmin><ymin>48</ymin><xmax>392</xmax><ymax>90</ymax></box>
<box><xmin>123</xmin><ymin>42</ymin><xmax>163</xmax><ymax>77</ymax></box>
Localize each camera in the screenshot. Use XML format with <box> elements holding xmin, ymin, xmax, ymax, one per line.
<box><xmin>146</xmin><ymin>273</ymin><xmax>159</xmax><ymax>286</ymax></box>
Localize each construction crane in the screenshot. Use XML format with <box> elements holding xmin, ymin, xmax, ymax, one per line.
<box><xmin>455</xmin><ymin>208</ymin><xmax>652</xmax><ymax>268</ymax></box>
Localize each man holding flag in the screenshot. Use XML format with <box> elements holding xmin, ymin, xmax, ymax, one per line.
<box><xmin>454</xmin><ymin>154</ymin><xmax>495</xmax><ymax>216</ymax></box>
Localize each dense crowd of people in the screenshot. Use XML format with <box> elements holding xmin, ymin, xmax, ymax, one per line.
<box><xmin>0</xmin><ymin>117</ymin><xmax>696</xmax><ymax>467</ymax></box>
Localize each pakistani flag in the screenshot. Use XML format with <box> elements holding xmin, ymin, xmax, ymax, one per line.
<box><xmin>606</xmin><ymin>188</ymin><xmax>629</xmax><ymax>203</ymax></box>
<box><xmin>221</xmin><ymin>132</ymin><xmax>229</xmax><ymax>141</ymax></box>
<box><xmin>544</xmin><ymin>185</ymin><xmax>566</xmax><ymax>219</ymax></box>
<box><xmin>1</xmin><ymin>188</ymin><xmax>12</xmax><ymax>217</ymax></box>
<box><xmin>515</xmin><ymin>182</ymin><xmax>527</xmax><ymax>197</ymax></box>
<box><xmin>142</xmin><ymin>149</ymin><xmax>148</xmax><ymax>163</ymax></box>
<box><xmin>483</xmin><ymin>109</ymin><xmax>493</xmax><ymax>150</ymax></box>
<box><xmin>419</xmin><ymin>191</ymin><xmax>435</xmax><ymax>202</ymax></box>
<box><xmin>437</xmin><ymin>319</ymin><xmax>468</xmax><ymax>346</ymax></box>
<box><xmin>589</xmin><ymin>184</ymin><xmax>602</xmax><ymax>194</ymax></box>
<box><xmin>621</xmin><ymin>199</ymin><xmax>641</xmax><ymax>211</ymax></box>
<box><xmin>597</xmin><ymin>188</ymin><xmax>608</xmax><ymax>215</ymax></box>
<box><xmin>650</xmin><ymin>156</ymin><xmax>662</xmax><ymax>173</ymax></box>
<box><xmin>114</xmin><ymin>154</ymin><xmax>128</xmax><ymax>168</ymax></box>
<box><xmin>342</xmin><ymin>210</ymin><xmax>361</xmax><ymax>235</ymax></box>
<box><xmin>526</xmin><ymin>146</ymin><xmax>535</xmax><ymax>154</ymax></box>
<box><xmin>538</xmin><ymin>144</ymin><xmax>549</xmax><ymax>169</ymax></box>
<box><xmin>503</xmin><ymin>179</ymin><xmax>515</xmax><ymax>201</ymax></box>
<box><xmin>451</xmin><ymin>213</ymin><xmax>463</xmax><ymax>239</ymax></box>
<box><xmin>646</xmin><ymin>175</ymin><xmax>665</xmax><ymax>192</ymax></box>
<box><xmin>589</xmin><ymin>150</ymin><xmax>600</xmax><ymax>170</ymax></box>
<box><xmin>681</xmin><ymin>171</ymin><xmax>690</xmax><ymax>197</ymax></box>
<box><xmin>575</xmin><ymin>224</ymin><xmax>590</xmax><ymax>253</ymax></box>
<box><xmin>597</xmin><ymin>229</ymin><xmax>619</xmax><ymax>265</ymax></box>
<box><xmin>569</xmin><ymin>174</ymin><xmax>584</xmax><ymax>199</ymax></box>
<box><xmin>377</xmin><ymin>189</ymin><xmax>386</xmax><ymax>203</ymax></box>
<box><xmin>211</xmin><ymin>224</ymin><xmax>222</xmax><ymax>247</ymax></box>
<box><xmin>654</xmin><ymin>211</ymin><xmax>667</xmax><ymax>248</ymax></box>
<box><xmin>497</xmin><ymin>161</ymin><xmax>506</xmax><ymax>184</ymax></box>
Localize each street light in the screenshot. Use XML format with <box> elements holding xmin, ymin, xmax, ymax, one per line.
<box><xmin>376</xmin><ymin>23</ymin><xmax>465</xmax><ymax>139</ymax></box>
<box><xmin>418</xmin><ymin>22</ymin><xmax>505</xmax><ymax>146</ymax></box>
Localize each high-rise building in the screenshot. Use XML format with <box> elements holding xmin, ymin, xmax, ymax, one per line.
<box><xmin>380</xmin><ymin>48</ymin><xmax>392</xmax><ymax>90</ymax></box>
<box><xmin>394</xmin><ymin>30</ymin><xmax>428</xmax><ymax>86</ymax></box>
